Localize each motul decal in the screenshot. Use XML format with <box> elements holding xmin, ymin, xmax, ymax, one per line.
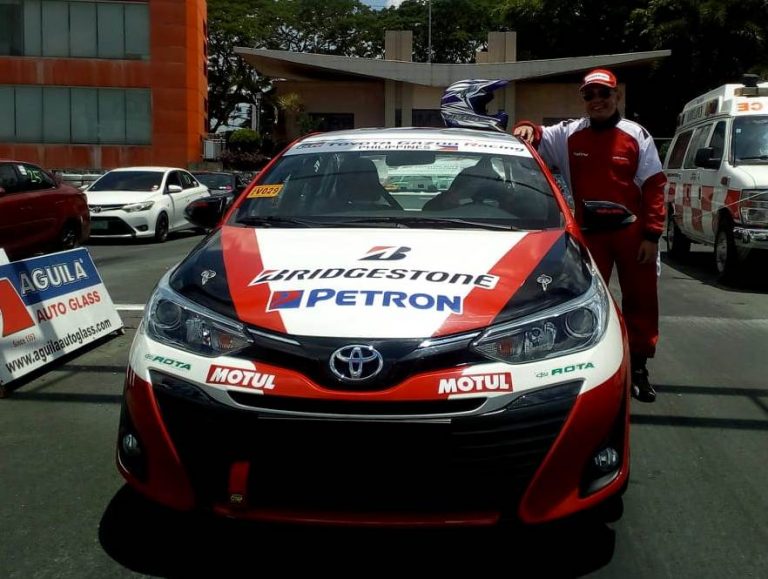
<box><xmin>206</xmin><ymin>364</ymin><xmax>276</xmax><ymax>390</ymax></box>
<box><xmin>0</xmin><ymin>278</ymin><xmax>36</xmax><ymax>337</ymax></box>
<box><xmin>438</xmin><ymin>373</ymin><xmax>513</xmax><ymax>395</ymax></box>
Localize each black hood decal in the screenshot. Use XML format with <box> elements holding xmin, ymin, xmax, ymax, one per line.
<box><xmin>493</xmin><ymin>232</ymin><xmax>593</xmax><ymax>324</ymax></box>
<box><xmin>169</xmin><ymin>230</ymin><xmax>237</xmax><ymax>319</ymax></box>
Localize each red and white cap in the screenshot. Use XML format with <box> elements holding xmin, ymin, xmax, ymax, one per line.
<box><xmin>580</xmin><ymin>69</ymin><xmax>617</xmax><ymax>90</ymax></box>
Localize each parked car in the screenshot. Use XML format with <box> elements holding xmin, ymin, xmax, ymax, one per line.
<box><xmin>191</xmin><ymin>171</ymin><xmax>249</xmax><ymax>207</ymax></box>
<box><xmin>0</xmin><ymin>160</ymin><xmax>90</xmax><ymax>261</ymax></box>
<box><xmin>119</xmin><ymin>127</ymin><xmax>633</xmax><ymax>527</ymax></box>
<box><xmin>85</xmin><ymin>167</ymin><xmax>209</xmax><ymax>243</ymax></box>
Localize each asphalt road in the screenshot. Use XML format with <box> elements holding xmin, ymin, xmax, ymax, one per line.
<box><xmin>1</xmin><ymin>234</ymin><xmax>766</xmax><ymax>578</ymax></box>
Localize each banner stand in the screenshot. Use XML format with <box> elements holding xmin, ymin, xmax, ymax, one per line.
<box><xmin>0</xmin><ymin>247</ymin><xmax>125</xmax><ymax>398</ymax></box>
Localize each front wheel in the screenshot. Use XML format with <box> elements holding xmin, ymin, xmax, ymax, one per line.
<box><xmin>714</xmin><ymin>220</ymin><xmax>739</xmax><ymax>282</ymax></box>
<box><xmin>153</xmin><ymin>213</ymin><xmax>169</xmax><ymax>243</ymax></box>
<box><xmin>666</xmin><ymin>211</ymin><xmax>690</xmax><ymax>259</ymax></box>
<box><xmin>58</xmin><ymin>222</ymin><xmax>80</xmax><ymax>251</ymax></box>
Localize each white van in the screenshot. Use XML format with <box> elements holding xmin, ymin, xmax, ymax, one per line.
<box><xmin>663</xmin><ymin>77</ymin><xmax>768</xmax><ymax>280</ymax></box>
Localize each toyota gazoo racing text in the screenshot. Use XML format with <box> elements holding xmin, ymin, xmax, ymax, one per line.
<box><xmin>118</xmin><ymin>127</ymin><xmax>631</xmax><ymax>527</ymax></box>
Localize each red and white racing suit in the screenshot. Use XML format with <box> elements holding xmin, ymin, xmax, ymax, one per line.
<box><xmin>515</xmin><ymin>115</ymin><xmax>667</xmax><ymax>359</ymax></box>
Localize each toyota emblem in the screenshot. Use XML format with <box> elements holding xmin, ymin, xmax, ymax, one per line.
<box><xmin>329</xmin><ymin>345</ymin><xmax>384</xmax><ymax>382</ymax></box>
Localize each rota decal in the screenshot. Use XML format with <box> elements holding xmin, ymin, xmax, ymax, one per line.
<box><xmin>144</xmin><ymin>354</ymin><xmax>192</xmax><ymax>371</ymax></box>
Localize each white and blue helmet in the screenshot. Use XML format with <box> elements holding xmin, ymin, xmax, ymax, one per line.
<box><xmin>441</xmin><ymin>79</ymin><xmax>509</xmax><ymax>132</ymax></box>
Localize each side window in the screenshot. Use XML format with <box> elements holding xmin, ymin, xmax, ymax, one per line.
<box><xmin>0</xmin><ymin>164</ymin><xmax>21</xmax><ymax>193</ymax></box>
<box><xmin>20</xmin><ymin>163</ymin><xmax>55</xmax><ymax>191</ymax></box>
<box><xmin>666</xmin><ymin>130</ymin><xmax>693</xmax><ymax>169</ymax></box>
<box><xmin>683</xmin><ymin>125</ymin><xmax>712</xmax><ymax>169</ymax></box>
<box><xmin>166</xmin><ymin>171</ymin><xmax>182</xmax><ymax>190</ymax></box>
<box><xmin>708</xmin><ymin>121</ymin><xmax>727</xmax><ymax>165</ymax></box>
<box><xmin>180</xmin><ymin>172</ymin><xmax>196</xmax><ymax>189</ymax></box>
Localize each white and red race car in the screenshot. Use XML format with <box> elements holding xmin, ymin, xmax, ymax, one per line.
<box><xmin>118</xmin><ymin>127</ymin><xmax>631</xmax><ymax>526</ymax></box>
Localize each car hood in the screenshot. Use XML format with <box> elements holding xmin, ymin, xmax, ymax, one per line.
<box><xmin>170</xmin><ymin>225</ymin><xmax>593</xmax><ymax>339</ymax></box>
<box><xmin>85</xmin><ymin>190</ymin><xmax>158</xmax><ymax>205</ymax></box>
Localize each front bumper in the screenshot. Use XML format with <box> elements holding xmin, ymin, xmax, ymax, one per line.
<box><xmin>90</xmin><ymin>211</ymin><xmax>156</xmax><ymax>238</ymax></box>
<box><xmin>118</xmin><ymin>361</ymin><xmax>629</xmax><ymax>526</ymax></box>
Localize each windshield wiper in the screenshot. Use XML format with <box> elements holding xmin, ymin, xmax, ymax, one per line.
<box><xmin>736</xmin><ymin>155</ymin><xmax>768</xmax><ymax>161</ymax></box>
<box><xmin>342</xmin><ymin>216</ymin><xmax>520</xmax><ymax>231</ymax></box>
<box><xmin>236</xmin><ymin>216</ymin><xmax>333</xmax><ymax>228</ymax></box>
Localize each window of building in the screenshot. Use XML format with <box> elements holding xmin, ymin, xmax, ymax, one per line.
<box><xmin>4</xmin><ymin>1</ymin><xmax>149</xmax><ymax>59</ymax></box>
<box><xmin>0</xmin><ymin>1</ymin><xmax>24</xmax><ymax>56</ymax></box>
<box><xmin>308</xmin><ymin>113</ymin><xmax>354</xmax><ymax>132</ymax></box>
<box><xmin>1</xmin><ymin>85</ymin><xmax>151</xmax><ymax>145</ymax></box>
<box><xmin>412</xmin><ymin>109</ymin><xmax>443</xmax><ymax>128</ymax></box>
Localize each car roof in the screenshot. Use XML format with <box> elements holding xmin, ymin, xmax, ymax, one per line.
<box><xmin>296</xmin><ymin>126</ymin><xmax>523</xmax><ymax>144</ymax></box>
<box><xmin>191</xmin><ymin>171</ymin><xmax>233</xmax><ymax>175</ymax></box>
<box><xmin>106</xmin><ymin>166</ymin><xmax>182</xmax><ymax>172</ymax></box>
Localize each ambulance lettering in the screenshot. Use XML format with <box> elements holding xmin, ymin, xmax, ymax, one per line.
<box><xmin>207</xmin><ymin>365</ymin><xmax>276</xmax><ymax>390</ymax></box>
<box><xmin>438</xmin><ymin>373</ymin><xmax>513</xmax><ymax>395</ymax></box>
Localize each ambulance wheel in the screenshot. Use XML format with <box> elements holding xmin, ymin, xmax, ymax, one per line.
<box><xmin>153</xmin><ymin>213</ymin><xmax>169</xmax><ymax>243</ymax></box>
<box><xmin>715</xmin><ymin>219</ymin><xmax>739</xmax><ymax>282</ymax></box>
<box><xmin>666</xmin><ymin>211</ymin><xmax>690</xmax><ymax>259</ymax></box>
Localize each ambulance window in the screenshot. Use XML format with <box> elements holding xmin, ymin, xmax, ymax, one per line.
<box><xmin>683</xmin><ymin>125</ymin><xmax>711</xmax><ymax>169</ymax></box>
<box><xmin>667</xmin><ymin>130</ymin><xmax>693</xmax><ymax>169</ymax></box>
<box><xmin>708</xmin><ymin>121</ymin><xmax>726</xmax><ymax>165</ymax></box>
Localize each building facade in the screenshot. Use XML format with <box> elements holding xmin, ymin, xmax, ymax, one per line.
<box><xmin>236</xmin><ymin>31</ymin><xmax>670</xmax><ymax>143</ymax></box>
<box><xmin>0</xmin><ymin>0</ymin><xmax>207</xmax><ymax>170</ymax></box>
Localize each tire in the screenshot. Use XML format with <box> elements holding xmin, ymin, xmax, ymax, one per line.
<box><xmin>153</xmin><ymin>213</ymin><xmax>169</xmax><ymax>243</ymax></box>
<box><xmin>666</xmin><ymin>210</ymin><xmax>690</xmax><ymax>259</ymax></box>
<box><xmin>58</xmin><ymin>221</ymin><xmax>80</xmax><ymax>251</ymax></box>
<box><xmin>714</xmin><ymin>218</ymin><xmax>740</xmax><ymax>282</ymax></box>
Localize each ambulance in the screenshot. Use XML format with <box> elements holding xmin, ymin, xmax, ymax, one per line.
<box><xmin>663</xmin><ymin>76</ymin><xmax>768</xmax><ymax>280</ymax></box>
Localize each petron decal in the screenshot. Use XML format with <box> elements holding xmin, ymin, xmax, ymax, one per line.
<box><xmin>144</xmin><ymin>354</ymin><xmax>192</xmax><ymax>371</ymax></box>
<box><xmin>207</xmin><ymin>364</ymin><xmax>276</xmax><ymax>390</ymax></box>
<box><xmin>267</xmin><ymin>288</ymin><xmax>463</xmax><ymax>313</ymax></box>
<box><xmin>438</xmin><ymin>372</ymin><xmax>513</xmax><ymax>395</ymax></box>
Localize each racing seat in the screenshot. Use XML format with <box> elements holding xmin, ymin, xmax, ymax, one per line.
<box><xmin>330</xmin><ymin>158</ymin><xmax>401</xmax><ymax>211</ymax></box>
<box><xmin>423</xmin><ymin>159</ymin><xmax>508</xmax><ymax>211</ymax></box>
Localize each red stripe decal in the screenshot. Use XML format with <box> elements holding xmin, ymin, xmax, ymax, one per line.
<box><xmin>221</xmin><ymin>226</ymin><xmax>287</xmax><ymax>333</ymax></box>
<box><xmin>691</xmin><ymin>208</ymin><xmax>703</xmax><ymax>232</ymax></box>
<box><xmin>433</xmin><ymin>230</ymin><xmax>563</xmax><ymax>337</ymax></box>
<box><xmin>700</xmin><ymin>186</ymin><xmax>714</xmax><ymax>212</ymax></box>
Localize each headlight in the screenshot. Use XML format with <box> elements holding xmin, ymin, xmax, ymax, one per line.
<box><xmin>123</xmin><ymin>200</ymin><xmax>155</xmax><ymax>213</ymax></box>
<box><xmin>145</xmin><ymin>271</ymin><xmax>251</xmax><ymax>357</ymax></box>
<box><xmin>739</xmin><ymin>189</ymin><xmax>768</xmax><ymax>226</ymax></box>
<box><xmin>471</xmin><ymin>275</ymin><xmax>609</xmax><ymax>364</ymax></box>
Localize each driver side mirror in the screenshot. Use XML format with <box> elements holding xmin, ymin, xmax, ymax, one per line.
<box><xmin>185</xmin><ymin>197</ymin><xmax>227</xmax><ymax>229</ymax></box>
<box><xmin>167</xmin><ymin>184</ymin><xmax>183</xmax><ymax>194</ymax></box>
<box><xmin>694</xmin><ymin>147</ymin><xmax>721</xmax><ymax>169</ymax></box>
<box><xmin>581</xmin><ymin>201</ymin><xmax>636</xmax><ymax>231</ymax></box>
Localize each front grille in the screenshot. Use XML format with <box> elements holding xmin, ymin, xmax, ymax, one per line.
<box><xmin>90</xmin><ymin>216</ymin><xmax>134</xmax><ymax>235</ymax></box>
<box><xmin>153</xmin><ymin>375</ymin><xmax>580</xmax><ymax>516</ymax></box>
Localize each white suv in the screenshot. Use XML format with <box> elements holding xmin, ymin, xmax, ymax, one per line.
<box><xmin>85</xmin><ymin>167</ymin><xmax>210</xmax><ymax>242</ymax></box>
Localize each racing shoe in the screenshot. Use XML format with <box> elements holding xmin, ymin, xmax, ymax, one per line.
<box><xmin>631</xmin><ymin>368</ymin><xmax>656</xmax><ymax>403</ymax></box>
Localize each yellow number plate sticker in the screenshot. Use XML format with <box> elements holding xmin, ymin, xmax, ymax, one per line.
<box><xmin>247</xmin><ymin>184</ymin><xmax>283</xmax><ymax>198</ymax></box>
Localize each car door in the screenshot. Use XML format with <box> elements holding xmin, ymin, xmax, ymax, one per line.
<box><xmin>19</xmin><ymin>163</ymin><xmax>60</xmax><ymax>243</ymax></box>
<box><xmin>680</xmin><ymin>124</ymin><xmax>713</xmax><ymax>243</ymax></box>
<box><xmin>164</xmin><ymin>170</ymin><xmax>185</xmax><ymax>230</ymax></box>
<box><xmin>698</xmin><ymin>120</ymin><xmax>727</xmax><ymax>243</ymax></box>
<box><xmin>180</xmin><ymin>171</ymin><xmax>208</xmax><ymax>221</ymax></box>
<box><xmin>0</xmin><ymin>163</ymin><xmax>30</xmax><ymax>256</ymax></box>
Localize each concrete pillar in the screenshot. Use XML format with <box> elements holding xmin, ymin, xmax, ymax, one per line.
<box><xmin>486</xmin><ymin>31</ymin><xmax>517</xmax><ymax>128</ymax></box>
<box><xmin>384</xmin><ymin>31</ymin><xmax>413</xmax><ymax>127</ymax></box>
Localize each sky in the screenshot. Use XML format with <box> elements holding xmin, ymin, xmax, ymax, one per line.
<box><xmin>362</xmin><ymin>0</ymin><xmax>405</xmax><ymax>9</ymax></box>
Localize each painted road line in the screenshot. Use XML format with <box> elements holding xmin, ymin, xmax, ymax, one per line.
<box><xmin>115</xmin><ymin>304</ymin><xmax>146</xmax><ymax>311</ymax></box>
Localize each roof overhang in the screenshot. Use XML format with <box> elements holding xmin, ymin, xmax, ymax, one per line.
<box><xmin>235</xmin><ymin>47</ymin><xmax>671</xmax><ymax>87</ymax></box>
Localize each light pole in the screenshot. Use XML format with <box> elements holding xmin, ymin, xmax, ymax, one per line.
<box><xmin>427</xmin><ymin>0</ymin><xmax>432</xmax><ymax>63</ymax></box>
<box><xmin>252</xmin><ymin>93</ymin><xmax>262</xmax><ymax>135</ymax></box>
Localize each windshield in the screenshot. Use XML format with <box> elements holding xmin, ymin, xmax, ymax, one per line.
<box><xmin>89</xmin><ymin>171</ymin><xmax>164</xmax><ymax>192</ymax></box>
<box><xmin>194</xmin><ymin>173</ymin><xmax>234</xmax><ymax>190</ymax></box>
<box><xmin>732</xmin><ymin>116</ymin><xmax>768</xmax><ymax>163</ymax></box>
<box><xmin>231</xmin><ymin>149</ymin><xmax>562</xmax><ymax>230</ymax></box>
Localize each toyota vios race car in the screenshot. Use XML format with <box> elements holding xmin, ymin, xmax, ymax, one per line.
<box><xmin>118</xmin><ymin>127</ymin><xmax>632</xmax><ymax>527</ymax></box>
